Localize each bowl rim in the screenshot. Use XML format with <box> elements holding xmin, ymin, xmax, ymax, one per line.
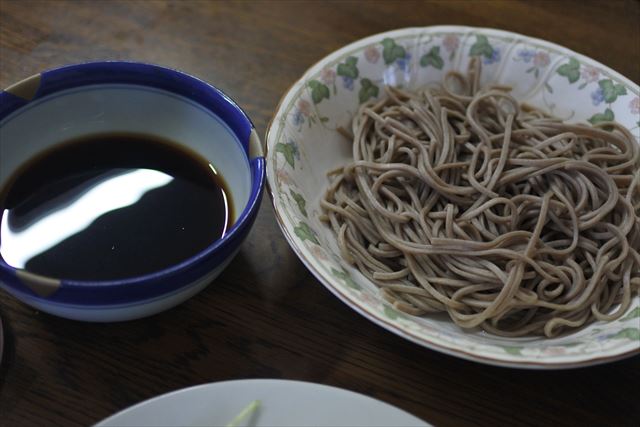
<box><xmin>0</xmin><ymin>61</ymin><xmax>265</xmax><ymax>302</ymax></box>
<box><xmin>265</xmin><ymin>25</ymin><xmax>640</xmax><ymax>368</ymax></box>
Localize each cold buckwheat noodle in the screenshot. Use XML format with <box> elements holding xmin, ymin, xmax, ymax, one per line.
<box><xmin>320</xmin><ymin>59</ymin><xmax>640</xmax><ymax>337</ymax></box>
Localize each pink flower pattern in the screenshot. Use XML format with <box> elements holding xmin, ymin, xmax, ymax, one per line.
<box><xmin>533</xmin><ymin>51</ymin><xmax>550</xmax><ymax>68</ymax></box>
<box><xmin>309</xmin><ymin>244</ymin><xmax>328</xmax><ymax>261</ymax></box>
<box><xmin>276</xmin><ymin>169</ymin><xmax>292</xmax><ymax>187</ymax></box>
<box><xmin>442</xmin><ymin>34</ymin><xmax>459</xmax><ymax>53</ymax></box>
<box><xmin>629</xmin><ymin>97</ymin><xmax>640</xmax><ymax>115</ymax></box>
<box><xmin>297</xmin><ymin>99</ymin><xmax>312</xmax><ymax>117</ymax></box>
<box><xmin>580</xmin><ymin>65</ymin><xmax>600</xmax><ymax>84</ymax></box>
<box><xmin>358</xmin><ymin>291</ymin><xmax>380</xmax><ymax>308</ymax></box>
<box><xmin>364</xmin><ymin>45</ymin><xmax>380</xmax><ymax>64</ymax></box>
<box><xmin>321</xmin><ymin>68</ymin><xmax>336</xmax><ymax>85</ymax></box>
<box><xmin>542</xmin><ymin>346</ymin><xmax>567</xmax><ymax>356</ymax></box>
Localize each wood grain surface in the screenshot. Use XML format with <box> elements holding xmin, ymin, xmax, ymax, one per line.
<box><xmin>1</xmin><ymin>1</ymin><xmax>639</xmax><ymax>426</ymax></box>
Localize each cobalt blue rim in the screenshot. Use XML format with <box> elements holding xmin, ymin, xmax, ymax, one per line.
<box><xmin>0</xmin><ymin>61</ymin><xmax>254</xmax><ymax>147</ymax></box>
<box><xmin>0</xmin><ymin>61</ymin><xmax>265</xmax><ymax>305</ymax></box>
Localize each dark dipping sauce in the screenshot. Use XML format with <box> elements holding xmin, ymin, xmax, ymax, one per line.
<box><xmin>0</xmin><ymin>133</ymin><xmax>233</xmax><ymax>281</ymax></box>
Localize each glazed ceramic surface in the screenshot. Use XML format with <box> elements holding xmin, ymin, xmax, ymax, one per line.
<box><xmin>95</xmin><ymin>379</ymin><xmax>429</xmax><ymax>427</ymax></box>
<box><xmin>266</xmin><ymin>27</ymin><xmax>640</xmax><ymax>368</ymax></box>
<box><xmin>0</xmin><ymin>62</ymin><xmax>265</xmax><ymax>321</ymax></box>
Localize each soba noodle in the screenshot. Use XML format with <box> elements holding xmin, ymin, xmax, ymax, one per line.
<box><xmin>320</xmin><ymin>59</ymin><xmax>640</xmax><ymax>337</ymax></box>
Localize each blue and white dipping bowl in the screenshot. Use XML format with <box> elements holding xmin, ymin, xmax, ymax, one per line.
<box><xmin>0</xmin><ymin>62</ymin><xmax>265</xmax><ymax>321</ymax></box>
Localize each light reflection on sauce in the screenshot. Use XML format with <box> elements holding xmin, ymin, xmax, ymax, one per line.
<box><xmin>0</xmin><ymin>133</ymin><xmax>232</xmax><ymax>281</ymax></box>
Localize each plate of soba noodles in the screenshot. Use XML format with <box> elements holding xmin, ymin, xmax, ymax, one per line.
<box><xmin>265</xmin><ymin>26</ymin><xmax>640</xmax><ymax>368</ymax></box>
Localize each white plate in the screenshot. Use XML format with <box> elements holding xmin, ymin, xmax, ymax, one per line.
<box><xmin>95</xmin><ymin>379</ymin><xmax>429</xmax><ymax>427</ymax></box>
<box><xmin>265</xmin><ymin>26</ymin><xmax>640</xmax><ymax>368</ymax></box>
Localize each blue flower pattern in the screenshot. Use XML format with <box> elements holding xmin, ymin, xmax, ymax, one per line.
<box><xmin>591</xmin><ymin>88</ymin><xmax>604</xmax><ymax>106</ymax></box>
<box><xmin>342</xmin><ymin>76</ymin><xmax>354</xmax><ymax>91</ymax></box>
<box><xmin>483</xmin><ymin>48</ymin><xmax>501</xmax><ymax>65</ymax></box>
<box><xmin>396</xmin><ymin>53</ymin><xmax>412</xmax><ymax>72</ymax></box>
<box><xmin>517</xmin><ymin>49</ymin><xmax>535</xmax><ymax>63</ymax></box>
<box><xmin>291</xmin><ymin>141</ymin><xmax>301</xmax><ymax>160</ymax></box>
<box><xmin>292</xmin><ymin>110</ymin><xmax>305</xmax><ymax>126</ymax></box>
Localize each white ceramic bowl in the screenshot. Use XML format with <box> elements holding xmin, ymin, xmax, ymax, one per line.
<box><xmin>266</xmin><ymin>26</ymin><xmax>640</xmax><ymax>368</ymax></box>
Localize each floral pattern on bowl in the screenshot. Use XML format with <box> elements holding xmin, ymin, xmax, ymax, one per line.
<box><xmin>266</xmin><ymin>26</ymin><xmax>640</xmax><ymax>368</ymax></box>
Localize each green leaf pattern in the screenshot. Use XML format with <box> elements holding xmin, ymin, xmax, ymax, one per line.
<box><xmin>383</xmin><ymin>306</ymin><xmax>406</xmax><ymax>320</ymax></box>
<box><xmin>501</xmin><ymin>346</ymin><xmax>523</xmax><ymax>355</ymax></box>
<box><xmin>290</xmin><ymin>189</ymin><xmax>307</xmax><ymax>217</ymax></box>
<box><xmin>308</xmin><ymin>80</ymin><xmax>330</xmax><ymax>104</ymax></box>
<box><xmin>275</xmin><ymin>142</ymin><xmax>296</xmax><ymax>168</ymax></box>
<box><xmin>295</xmin><ymin>37</ymin><xmax>633</xmax><ymax>144</ymax></box>
<box><xmin>359</xmin><ymin>78</ymin><xmax>379</xmax><ymax>104</ymax></box>
<box><xmin>557</xmin><ymin>57</ymin><xmax>580</xmax><ymax>83</ymax></box>
<box><xmin>381</xmin><ymin>38</ymin><xmax>406</xmax><ymax>65</ymax></box>
<box><xmin>337</xmin><ymin>56</ymin><xmax>359</xmax><ymax>79</ymax></box>
<box><xmin>469</xmin><ymin>35</ymin><xmax>494</xmax><ymax>59</ymax></box>
<box><xmin>598</xmin><ymin>79</ymin><xmax>627</xmax><ymax>103</ymax></box>
<box><xmin>331</xmin><ymin>268</ymin><xmax>360</xmax><ymax>290</ymax></box>
<box><xmin>294</xmin><ymin>222</ymin><xmax>319</xmax><ymax>245</ymax></box>
<box><xmin>420</xmin><ymin>46</ymin><xmax>444</xmax><ymax>69</ymax></box>
<box><xmin>611</xmin><ymin>328</ymin><xmax>640</xmax><ymax>341</ymax></box>
<box><xmin>621</xmin><ymin>307</ymin><xmax>640</xmax><ymax>321</ymax></box>
<box><xmin>588</xmin><ymin>108</ymin><xmax>614</xmax><ymax>124</ymax></box>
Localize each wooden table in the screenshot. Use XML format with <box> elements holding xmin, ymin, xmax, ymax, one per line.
<box><xmin>1</xmin><ymin>1</ymin><xmax>639</xmax><ymax>426</ymax></box>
